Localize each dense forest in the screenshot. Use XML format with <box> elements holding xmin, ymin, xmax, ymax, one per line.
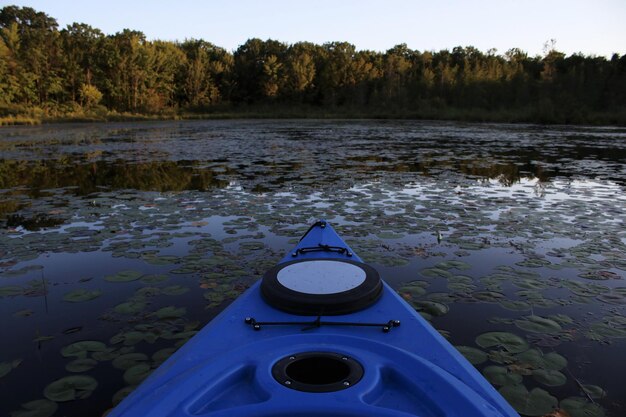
<box><xmin>1</xmin><ymin>5</ymin><xmax>625</xmax><ymax>125</ymax></box>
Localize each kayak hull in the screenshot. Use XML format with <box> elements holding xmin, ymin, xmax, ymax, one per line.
<box><xmin>109</xmin><ymin>222</ymin><xmax>519</xmax><ymax>417</ymax></box>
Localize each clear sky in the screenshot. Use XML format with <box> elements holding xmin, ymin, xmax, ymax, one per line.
<box><xmin>2</xmin><ymin>0</ymin><xmax>625</xmax><ymax>57</ymax></box>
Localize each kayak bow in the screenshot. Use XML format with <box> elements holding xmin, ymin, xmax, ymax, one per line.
<box><xmin>109</xmin><ymin>220</ymin><xmax>519</xmax><ymax>417</ymax></box>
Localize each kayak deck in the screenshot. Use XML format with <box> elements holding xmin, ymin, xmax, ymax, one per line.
<box><xmin>109</xmin><ymin>221</ymin><xmax>518</xmax><ymax>417</ymax></box>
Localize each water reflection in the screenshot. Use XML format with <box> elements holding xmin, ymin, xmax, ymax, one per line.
<box><xmin>0</xmin><ymin>121</ymin><xmax>625</xmax><ymax>416</ymax></box>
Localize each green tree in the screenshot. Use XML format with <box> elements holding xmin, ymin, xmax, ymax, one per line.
<box><xmin>285</xmin><ymin>43</ymin><xmax>316</xmax><ymax>98</ymax></box>
<box><xmin>60</xmin><ymin>23</ymin><xmax>103</xmax><ymax>103</ymax></box>
<box><xmin>79</xmin><ymin>83</ymin><xmax>102</xmax><ymax>108</ymax></box>
<box><xmin>0</xmin><ymin>6</ymin><xmax>62</xmax><ymax>105</ymax></box>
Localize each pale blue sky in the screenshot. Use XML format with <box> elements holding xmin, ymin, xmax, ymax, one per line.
<box><xmin>2</xmin><ymin>0</ymin><xmax>625</xmax><ymax>57</ymax></box>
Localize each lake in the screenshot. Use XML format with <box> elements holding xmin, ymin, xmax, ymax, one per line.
<box><xmin>1</xmin><ymin>120</ymin><xmax>625</xmax><ymax>417</ymax></box>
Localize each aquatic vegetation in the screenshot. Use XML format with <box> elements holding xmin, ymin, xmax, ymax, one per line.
<box><xmin>63</xmin><ymin>289</ymin><xmax>102</xmax><ymax>302</ymax></box>
<box><xmin>476</xmin><ymin>332</ymin><xmax>529</xmax><ymax>354</ymax></box>
<box><xmin>455</xmin><ymin>346</ymin><xmax>488</xmax><ymax>365</ymax></box>
<box><xmin>43</xmin><ymin>375</ymin><xmax>98</xmax><ymax>401</ymax></box>
<box><xmin>9</xmin><ymin>399</ymin><xmax>58</xmax><ymax>417</ymax></box>
<box><xmin>0</xmin><ymin>359</ymin><xmax>21</xmax><ymax>378</ymax></box>
<box><xmin>1</xmin><ymin>120</ymin><xmax>624</xmax><ymax>416</ymax></box>
<box><xmin>498</xmin><ymin>385</ymin><xmax>558</xmax><ymax>416</ymax></box>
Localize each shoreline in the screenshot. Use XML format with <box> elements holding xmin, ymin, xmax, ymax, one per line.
<box><xmin>2</xmin><ymin>108</ymin><xmax>625</xmax><ymax>127</ymax></box>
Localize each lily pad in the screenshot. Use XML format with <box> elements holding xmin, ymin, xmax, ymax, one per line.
<box><xmin>162</xmin><ymin>285</ymin><xmax>189</xmax><ymax>296</ymax></box>
<box><xmin>498</xmin><ymin>385</ymin><xmax>558</xmax><ymax>416</ymax></box>
<box><xmin>61</xmin><ymin>341</ymin><xmax>107</xmax><ymax>358</ymax></box>
<box><xmin>105</xmin><ymin>270</ymin><xmax>143</xmax><ymax>283</ymax></box>
<box><xmin>476</xmin><ymin>331</ymin><xmax>529</xmax><ymax>353</ymax></box>
<box><xmin>114</xmin><ymin>300</ymin><xmax>147</xmax><ymax>315</ymax></box>
<box><xmin>532</xmin><ymin>369</ymin><xmax>567</xmax><ymax>386</ymax></box>
<box><xmin>0</xmin><ymin>286</ymin><xmax>23</xmax><ymax>297</ymax></box>
<box><xmin>123</xmin><ymin>363</ymin><xmax>152</xmax><ymax>385</ymax></box>
<box><xmin>398</xmin><ymin>281</ymin><xmax>429</xmax><ymax>298</ymax></box>
<box><xmin>141</xmin><ymin>274</ymin><xmax>169</xmax><ymax>283</ymax></box>
<box><xmin>582</xmin><ymin>384</ymin><xmax>606</xmax><ymax>400</ymax></box>
<box><xmin>10</xmin><ymin>399</ymin><xmax>58</xmax><ymax>417</ymax></box>
<box><xmin>472</xmin><ymin>291</ymin><xmax>505</xmax><ymax>302</ymax></box>
<box><xmin>515</xmin><ymin>315</ymin><xmax>562</xmax><ymax>334</ymax></box>
<box><xmin>112</xmin><ymin>353</ymin><xmax>149</xmax><ymax>370</ymax></box>
<box><xmin>63</xmin><ymin>289</ymin><xmax>102</xmax><ymax>302</ymax></box>
<box><xmin>112</xmin><ymin>386</ymin><xmax>136</xmax><ymax>406</ymax></box>
<box><xmin>13</xmin><ymin>309</ymin><xmax>34</xmax><ymax>317</ymax></box>
<box><xmin>155</xmin><ymin>306</ymin><xmax>186</xmax><ymax>319</ymax></box>
<box><xmin>515</xmin><ymin>349</ymin><xmax>567</xmax><ymax>371</ymax></box>
<box><xmin>65</xmin><ymin>358</ymin><xmax>98</xmax><ymax>373</ymax></box>
<box><xmin>420</xmin><ymin>267</ymin><xmax>452</xmax><ymax>278</ymax></box>
<box><xmin>482</xmin><ymin>365</ymin><xmax>523</xmax><ymax>386</ymax></box>
<box><xmin>152</xmin><ymin>348</ymin><xmax>176</xmax><ymax>365</ymax></box>
<box><xmin>488</xmin><ymin>350</ymin><xmax>516</xmax><ymax>364</ymax></box>
<box><xmin>499</xmin><ymin>300</ymin><xmax>531</xmax><ymax>311</ymax></box>
<box><xmin>411</xmin><ymin>300</ymin><xmax>449</xmax><ymax>317</ymax></box>
<box><xmin>455</xmin><ymin>346</ymin><xmax>488</xmax><ymax>365</ymax></box>
<box><xmin>43</xmin><ymin>375</ymin><xmax>98</xmax><ymax>401</ymax></box>
<box><xmin>559</xmin><ymin>397</ymin><xmax>605</xmax><ymax>417</ymax></box>
<box><xmin>436</xmin><ymin>260</ymin><xmax>472</xmax><ymax>270</ymax></box>
<box><xmin>0</xmin><ymin>359</ymin><xmax>22</xmax><ymax>378</ymax></box>
<box><xmin>91</xmin><ymin>348</ymin><xmax>120</xmax><ymax>362</ymax></box>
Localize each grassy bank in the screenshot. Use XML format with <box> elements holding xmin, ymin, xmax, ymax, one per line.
<box><xmin>1</xmin><ymin>104</ymin><xmax>625</xmax><ymax>126</ymax></box>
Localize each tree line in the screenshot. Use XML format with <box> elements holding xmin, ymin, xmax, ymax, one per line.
<box><xmin>1</xmin><ymin>5</ymin><xmax>625</xmax><ymax>124</ymax></box>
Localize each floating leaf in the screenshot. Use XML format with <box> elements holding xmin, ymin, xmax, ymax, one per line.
<box><xmin>515</xmin><ymin>315</ymin><xmax>562</xmax><ymax>334</ymax></box>
<box><xmin>411</xmin><ymin>300</ymin><xmax>449</xmax><ymax>317</ymax></box>
<box><xmin>532</xmin><ymin>369</ymin><xmax>567</xmax><ymax>386</ymax></box>
<box><xmin>0</xmin><ymin>286</ymin><xmax>23</xmax><ymax>297</ymax></box>
<box><xmin>500</xmin><ymin>300</ymin><xmax>531</xmax><ymax>311</ymax></box>
<box><xmin>43</xmin><ymin>375</ymin><xmax>98</xmax><ymax>401</ymax></box>
<box><xmin>578</xmin><ymin>270</ymin><xmax>620</xmax><ymax>281</ymax></box>
<box><xmin>61</xmin><ymin>341</ymin><xmax>107</xmax><ymax>358</ymax></box>
<box><xmin>112</xmin><ymin>386</ymin><xmax>136</xmax><ymax>406</ymax></box>
<box><xmin>398</xmin><ymin>281</ymin><xmax>428</xmax><ymax>299</ymax></box>
<box><xmin>65</xmin><ymin>358</ymin><xmax>98</xmax><ymax>373</ymax></box>
<box><xmin>581</xmin><ymin>385</ymin><xmax>606</xmax><ymax>400</ymax></box>
<box><xmin>162</xmin><ymin>285</ymin><xmax>189</xmax><ymax>296</ymax></box>
<box><xmin>123</xmin><ymin>363</ymin><xmax>152</xmax><ymax>385</ymax></box>
<box><xmin>420</xmin><ymin>267</ymin><xmax>452</xmax><ymax>278</ymax></box>
<box><xmin>482</xmin><ymin>365</ymin><xmax>523</xmax><ymax>386</ymax></box>
<box><xmin>63</xmin><ymin>289</ymin><xmax>102</xmax><ymax>302</ymax></box>
<box><xmin>112</xmin><ymin>353</ymin><xmax>148</xmax><ymax>370</ymax></box>
<box><xmin>141</xmin><ymin>274</ymin><xmax>169</xmax><ymax>283</ymax></box>
<box><xmin>91</xmin><ymin>348</ymin><xmax>119</xmax><ymax>362</ymax></box>
<box><xmin>13</xmin><ymin>309</ymin><xmax>34</xmax><ymax>318</ymax></box>
<box><xmin>455</xmin><ymin>346</ymin><xmax>487</xmax><ymax>365</ymax></box>
<box><xmin>488</xmin><ymin>350</ymin><xmax>516</xmax><ymax>364</ymax></box>
<box><xmin>436</xmin><ymin>260</ymin><xmax>472</xmax><ymax>270</ymax></box>
<box><xmin>10</xmin><ymin>399</ymin><xmax>58</xmax><ymax>417</ymax></box>
<box><xmin>114</xmin><ymin>300</ymin><xmax>147</xmax><ymax>315</ymax></box>
<box><xmin>476</xmin><ymin>332</ymin><xmax>529</xmax><ymax>353</ymax></box>
<box><xmin>498</xmin><ymin>385</ymin><xmax>558</xmax><ymax>416</ymax></box>
<box><xmin>155</xmin><ymin>306</ymin><xmax>186</xmax><ymax>319</ymax></box>
<box><xmin>515</xmin><ymin>349</ymin><xmax>567</xmax><ymax>371</ymax></box>
<box><xmin>0</xmin><ymin>359</ymin><xmax>22</xmax><ymax>378</ymax></box>
<box><xmin>152</xmin><ymin>348</ymin><xmax>176</xmax><ymax>365</ymax></box>
<box><xmin>104</xmin><ymin>270</ymin><xmax>143</xmax><ymax>283</ymax></box>
<box><xmin>559</xmin><ymin>397</ymin><xmax>605</xmax><ymax>417</ymax></box>
<box><xmin>472</xmin><ymin>291</ymin><xmax>505</xmax><ymax>302</ymax></box>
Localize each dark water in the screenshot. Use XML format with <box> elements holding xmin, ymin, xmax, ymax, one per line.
<box><xmin>1</xmin><ymin>120</ymin><xmax>625</xmax><ymax>417</ymax></box>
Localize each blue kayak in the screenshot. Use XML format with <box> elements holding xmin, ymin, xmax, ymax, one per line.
<box><xmin>109</xmin><ymin>220</ymin><xmax>519</xmax><ymax>417</ymax></box>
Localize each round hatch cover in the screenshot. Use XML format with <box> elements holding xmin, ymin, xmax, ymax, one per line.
<box><xmin>261</xmin><ymin>258</ymin><xmax>382</xmax><ymax>315</ymax></box>
<box><xmin>277</xmin><ymin>260</ymin><xmax>366</xmax><ymax>295</ymax></box>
